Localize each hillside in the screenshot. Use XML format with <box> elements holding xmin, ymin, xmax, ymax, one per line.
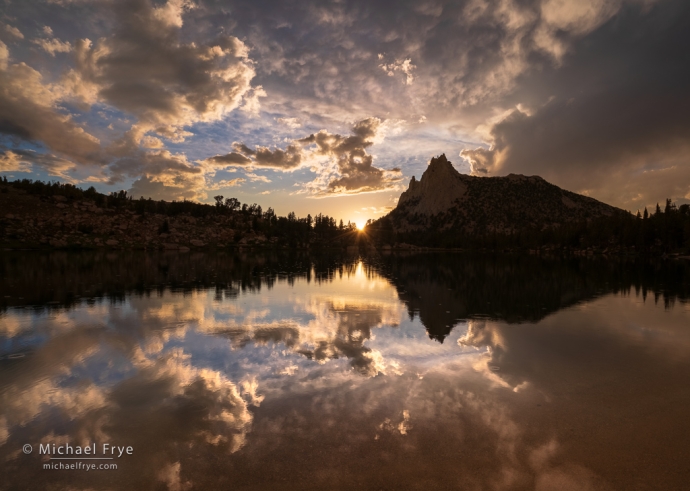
<box><xmin>0</xmin><ymin>178</ymin><xmax>360</xmax><ymax>250</ymax></box>
<box><xmin>388</xmin><ymin>154</ymin><xmax>620</xmax><ymax>235</ymax></box>
<box><xmin>369</xmin><ymin>155</ymin><xmax>690</xmax><ymax>254</ymax></box>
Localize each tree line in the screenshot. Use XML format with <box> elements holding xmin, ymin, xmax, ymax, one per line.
<box><xmin>0</xmin><ymin>178</ymin><xmax>361</xmax><ymax>247</ymax></box>
<box><xmin>368</xmin><ymin>199</ymin><xmax>690</xmax><ymax>254</ymax></box>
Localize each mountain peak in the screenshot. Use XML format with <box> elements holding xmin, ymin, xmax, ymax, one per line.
<box><xmin>385</xmin><ymin>153</ymin><xmax>621</xmax><ymax>238</ymax></box>
<box><xmin>428</xmin><ymin>153</ymin><xmax>451</xmax><ymax>166</ymax></box>
<box><xmin>398</xmin><ymin>154</ymin><xmax>468</xmax><ymax>215</ymax></box>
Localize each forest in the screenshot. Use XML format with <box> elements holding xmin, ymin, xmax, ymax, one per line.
<box><xmin>367</xmin><ymin>199</ymin><xmax>690</xmax><ymax>254</ymax></box>
<box><xmin>1</xmin><ymin>177</ymin><xmax>360</xmax><ymax>247</ymax></box>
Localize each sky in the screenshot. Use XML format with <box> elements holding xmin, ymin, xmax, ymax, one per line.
<box><xmin>0</xmin><ymin>0</ymin><xmax>689</xmax><ymax>225</ymax></box>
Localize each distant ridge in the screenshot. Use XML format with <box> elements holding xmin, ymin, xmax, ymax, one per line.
<box><xmin>383</xmin><ymin>154</ymin><xmax>621</xmax><ymax>236</ymax></box>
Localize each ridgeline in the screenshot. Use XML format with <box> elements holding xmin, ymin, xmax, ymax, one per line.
<box><xmin>0</xmin><ymin>177</ymin><xmax>363</xmax><ymax>251</ymax></box>
<box><xmin>367</xmin><ymin>155</ymin><xmax>690</xmax><ymax>256</ymax></box>
<box><xmin>2</xmin><ymin>159</ymin><xmax>690</xmax><ymax>257</ymax></box>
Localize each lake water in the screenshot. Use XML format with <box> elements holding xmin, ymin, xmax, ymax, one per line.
<box><xmin>1</xmin><ymin>252</ymin><xmax>689</xmax><ymax>490</ymax></box>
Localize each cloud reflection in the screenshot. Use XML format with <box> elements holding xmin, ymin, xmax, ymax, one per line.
<box><xmin>1</xmin><ymin>253</ymin><xmax>689</xmax><ymax>490</ymax></box>
<box><xmin>205</xmin><ymin>296</ymin><xmax>402</xmax><ymax>376</ymax></box>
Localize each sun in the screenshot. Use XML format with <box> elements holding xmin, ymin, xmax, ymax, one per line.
<box><xmin>356</xmin><ymin>222</ymin><xmax>365</xmax><ymax>231</ymax></box>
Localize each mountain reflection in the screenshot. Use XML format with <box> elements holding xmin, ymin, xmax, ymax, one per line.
<box><xmin>1</xmin><ymin>251</ymin><xmax>689</xmax><ymax>490</ymax></box>
<box><xmin>373</xmin><ymin>253</ymin><xmax>690</xmax><ymax>341</ymax></box>
<box><xmin>3</xmin><ymin>251</ymin><xmax>689</xmax><ymax>332</ymax></box>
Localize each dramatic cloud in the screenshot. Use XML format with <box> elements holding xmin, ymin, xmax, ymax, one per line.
<box><xmin>0</xmin><ymin>42</ymin><xmax>102</xmax><ymax>164</ymax></box>
<box><xmin>222</xmin><ymin>0</ymin><xmax>661</xmax><ymax>124</ymax></box>
<box><xmin>210</xmin><ymin>117</ymin><xmax>402</xmax><ymax>196</ymax></box>
<box><xmin>65</xmin><ymin>0</ymin><xmax>258</xmax><ymax>147</ymax></box>
<box><xmin>112</xmin><ymin>150</ymin><xmax>209</xmax><ymax>200</ymax></box>
<box><xmin>229</xmin><ymin>142</ymin><xmax>303</xmax><ymax>170</ymax></box>
<box><xmin>298</xmin><ymin>118</ymin><xmax>403</xmax><ymax>196</ymax></box>
<box><xmin>0</xmin><ymin>0</ymin><xmax>688</xmax><ymax>212</ymax></box>
<box><xmin>460</xmin><ymin>0</ymin><xmax>690</xmax><ymax>209</ymax></box>
<box><xmin>0</xmin><ymin>0</ymin><xmax>264</xmax><ymax>198</ymax></box>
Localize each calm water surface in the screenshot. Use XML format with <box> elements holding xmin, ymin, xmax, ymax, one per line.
<box><xmin>1</xmin><ymin>252</ymin><xmax>689</xmax><ymax>490</ymax></box>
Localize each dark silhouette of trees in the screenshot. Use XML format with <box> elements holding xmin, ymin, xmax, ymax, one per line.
<box><xmin>1</xmin><ymin>177</ymin><xmax>364</xmax><ymax>249</ymax></box>
<box><xmin>368</xmin><ymin>199</ymin><xmax>690</xmax><ymax>254</ymax></box>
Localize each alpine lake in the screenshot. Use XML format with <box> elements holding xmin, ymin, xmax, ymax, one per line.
<box><xmin>1</xmin><ymin>251</ymin><xmax>689</xmax><ymax>491</ymax></box>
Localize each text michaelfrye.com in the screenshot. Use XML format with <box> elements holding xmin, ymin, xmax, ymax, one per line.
<box><xmin>22</xmin><ymin>443</ymin><xmax>132</xmax><ymax>471</ymax></box>
<box><xmin>43</xmin><ymin>462</ymin><xmax>118</xmax><ymax>471</ymax></box>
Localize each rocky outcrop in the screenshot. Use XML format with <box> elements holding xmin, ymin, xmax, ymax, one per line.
<box><xmin>387</xmin><ymin>154</ymin><xmax>621</xmax><ymax>235</ymax></box>
<box><xmin>399</xmin><ymin>157</ymin><xmax>468</xmax><ymax>215</ymax></box>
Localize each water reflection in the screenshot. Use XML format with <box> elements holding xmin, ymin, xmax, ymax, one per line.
<box><xmin>373</xmin><ymin>253</ymin><xmax>690</xmax><ymax>341</ymax></box>
<box><xmin>1</xmin><ymin>251</ymin><xmax>689</xmax><ymax>490</ymax></box>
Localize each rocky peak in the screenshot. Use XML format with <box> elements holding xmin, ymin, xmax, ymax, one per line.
<box><xmin>397</xmin><ymin>154</ymin><xmax>468</xmax><ymax>216</ymax></box>
<box><xmin>385</xmin><ymin>151</ymin><xmax>622</xmax><ymax>237</ymax></box>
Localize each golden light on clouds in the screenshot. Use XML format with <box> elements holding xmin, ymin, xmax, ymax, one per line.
<box><xmin>0</xmin><ymin>0</ymin><xmax>688</xmax><ymax>220</ymax></box>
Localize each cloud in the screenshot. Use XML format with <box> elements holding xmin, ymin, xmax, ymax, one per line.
<box><xmin>207</xmin><ymin>152</ymin><xmax>252</xmax><ymax>166</ymax></box>
<box><xmin>0</xmin><ymin>43</ymin><xmax>103</xmax><ymax>165</ymax></box>
<box><xmin>111</xmin><ymin>149</ymin><xmax>200</xmax><ymax>181</ymax></box>
<box><xmin>246</xmin><ymin>172</ymin><xmax>271</xmax><ymax>183</ymax></box>
<box><xmin>0</xmin><ymin>149</ymin><xmax>78</xmax><ymax>179</ymax></box>
<box><xmin>378</xmin><ymin>56</ymin><xmax>416</xmax><ymax>85</ymax></box>
<box><xmin>532</xmin><ymin>0</ymin><xmax>623</xmax><ymax>61</ymax></box>
<box><xmin>0</xmin><ymin>0</ymin><xmax>265</xmax><ymax>200</ymax></box>
<box><xmin>0</xmin><ymin>41</ymin><xmax>7</xmax><ymax>70</ymax></box>
<box><xmin>0</xmin><ymin>0</ymin><xmax>685</xmax><ymax>208</ymax></box>
<box><xmin>110</xmin><ymin>349</ymin><xmax>254</xmax><ymax>452</ymax></box>
<box><xmin>0</xmin><ymin>150</ymin><xmax>31</xmax><ymax>173</ymax></box>
<box><xmin>240</xmin><ymin>86</ymin><xmax>267</xmax><ymax>116</ymax></box>
<box><xmin>110</xmin><ymin>149</ymin><xmax>211</xmax><ymax>200</ymax></box>
<box><xmin>207</xmin><ymin>178</ymin><xmax>246</xmax><ymax>191</ymax></box>
<box><xmin>32</xmin><ymin>38</ymin><xmax>72</xmax><ymax>56</ymax></box>
<box><xmin>2</xmin><ymin>24</ymin><xmax>23</xmax><ymax>40</ymax></box>
<box><xmin>0</xmin><ymin>330</ymin><xmax>255</xmax><ymax>489</ymax></box>
<box><xmin>64</xmin><ymin>0</ymin><xmax>258</xmax><ymax>148</ymax></box>
<box><xmin>223</xmin><ymin>0</ymin><xmax>658</xmax><ymax>129</ymax></box>
<box><xmin>202</xmin><ymin>294</ymin><xmax>403</xmax><ymax>377</ymax></box>
<box><xmin>459</xmin><ymin>0</ymin><xmax>690</xmax><ymax>209</ymax></box>
<box><xmin>210</xmin><ymin>117</ymin><xmax>403</xmax><ymax>196</ymax></box>
<box><xmin>298</xmin><ymin>118</ymin><xmax>403</xmax><ymax>196</ymax></box>
<box><xmin>276</xmin><ymin>117</ymin><xmax>302</xmax><ymax>129</ymax></box>
<box><xmin>231</xmin><ymin>142</ymin><xmax>304</xmax><ymax>170</ymax></box>
<box><xmin>141</xmin><ymin>135</ymin><xmax>164</xmax><ymax>148</ymax></box>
